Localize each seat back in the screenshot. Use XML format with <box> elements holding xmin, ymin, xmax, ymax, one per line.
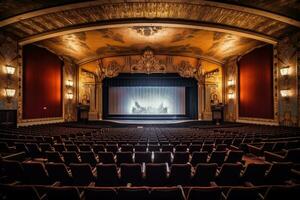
<box><xmin>79</xmin><ymin>144</ymin><xmax>92</xmax><ymax>151</ymax></box>
<box><xmin>45</xmin><ymin>163</ymin><xmax>72</xmax><ymax>185</ymax></box>
<box><xmin>23</xmin><ymin>162</ymin><xmax>51</xmax><ymax>185</ymax></box>
<box><xmin>135</xmin><ymin>152</ymin><xmax>152</xmax><ymax>163</ymax></box>
<box><xmin>46</xmin><ymin>186</ymin><xmax>81</xmax><ymax>200</ymax></box>
<box><xmin>285</xmin><ymin>148</ymin><xmax>300</xmax><ymax>163</ymax></box>
<box><xmin>154</xmin><ymin>152</ymin><xmax>171</xmax><ymax>164</ymax></box>
<box><xmin>84</xmin><ymin>187</ymin><xmax>117</xmax><ymax>200</ymax></box>
<box><xmin>46</xmin><ymin>151</ymin><xmax>64</xmax><ymax>163</ymax></box>
<box><xmin>225</xmin><ymin>151</ymin><xmax>243</xmax><ymax>163</ymax></box>
<box><xmin>118</xmin><ymin>187</ymin><xmax>150</xmax><ymax>200</ymax></box>
<box><xmin>2</xmin><ymin>160</ymin><xmax>24</xmax><ymax>182</ymax></box>
<box><xmin>266</xmin><ymin>162</ymin><xmax>292</xmax><ymax>184</ymax></box>
<box><xmin>241</xmin><ymin>163</ymin><xmax>270</xmax><ymax>185</ymax></box>
<box><xmin>225</xmin><ymin>187</ymin><xmax>260</xmax><ymax>200</ymax></box>
<box><xmin>69</xmin><ymin>163</ymin><xmax>94</xmax><ymax>186</ymax></box>
<box><xmin>120</xmin><ymin>163</ymin><xmax>143</xmax><ymax>186</ymax></box>
<box><xmin>4</xmin><ymin>184</ymin><xmax>42</xmax><ymax>200</ymax></box>
<box><xmin>209</xmin><ymin>151</ymin><xmax>226</xmax><ymax>166</ymax></box>
<box><xmin>65</xmin><ymin>144</ymin><xmax>79</xmax><ymax>152</ymax></box>
<box><xmin>116</xmin><ymin>152</ymin><xmax>133</xmax><ymax>165</ymax></box>
<box><xmin>189</xmin><ymin>145</ymin><xmax>202</xmax><ymax>153</ymax></box>
<box><xmin>173</xmin><ymin>152</ymin><xmax>189</xmax><ymax>164</ymax></box>
<box><xmin>145</xmin><ymin>163</ymin><xmax>168</xmax><ymax>186</ymax></box>
<box><xmin>80</xmin><ymin>151</ymin><xmax>97</xmax><ymax>166</ymax></box>
<box><xmin>187</xmin><ymin>187</ymin><xmax>222</xmax><ymax>200</ymax></box>
<box><xmin>192</xmin><ymin>163</ymin><xmax>217</xmax><ymax>186</ymax></box>
<box><xmin>53</xmin><ymin>143</ymin><xmax>66</xmax><ymax>152</ymax></box>
<box><xmin>96</xmin><ymin>164</ymin><xmax>119</xmax><ymax>186</ymax></box>
<box><xmin>169</xmin><ymin>164</ymin><xmax>191</xmax><ymax>186</ymax></box>
<box><xmin>217</xmin><ymin>163</ymin><xmax>242</xmax><ymax>186</ymax></box>
<box><xmin>134</xmin><ymin>145</ymin><xmax>147</xmax><ymax>152</ymax></box>
<box><xmin>92</xmin><ymin>144</ymin><xmax>105</xmax><ymax>153</ymax></box>
<box><xmin>26</xmin><ymin>143</ymin><xmax>42</xmax><ymax>158</ymax></box>
<box><xmin>62</xmin><ymin>151</ymin><xmax>80</xmax><ymax>165</ymax></box>
<box><xmin>264</xmin><ymin>185</ymin><xmax>300</xmax><ymax>200</ymax></box>
<box><xmin>175</xmin><ymin>145</ymin><xmax>188</xmax><ymax>152</ymax></box>
<box><xmin>98</xmin><ymin>152</ymin><xmax>115</xmax><ymax>164</ymax></box>
<box><xmin>150</xmin><ymin>186</ymin><xmax>186</xmax><ymax>200</ymax></box>
<box><xmin>190</xmin><ymin>151</ymin><xmax>208</xmax><ymax>166</ymax></box>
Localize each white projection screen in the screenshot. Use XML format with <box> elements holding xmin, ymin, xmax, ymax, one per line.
<box><xmin>109</xmin><ymin>87</ymin><xmax>185</xmax><ymax>115</ymax></box>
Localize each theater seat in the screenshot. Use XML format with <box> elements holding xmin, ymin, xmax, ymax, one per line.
<box><xmin>45</xmin><ymin>163</ymin><xmax>73</xmax><ymax>185</ymax></box>
<box><xmin>92</xmin><ymin>144</ymin><xmax>105</xmax><ymax>153</ymax></box>
<box><xmin>116</xmin><ymin>152</ymin><xmax>133</xmax><ymax>166</ymax></box>
<box><xmin>149</xmin><ymin>186</ymin><xmax>186</xmax><ymax>200</ymax></box>
<box><xmin>265</xmin><ymin>162</ymin><xmax>292</xmax><ymax>185</ymax></box>
<box><xmin>192</xmin><ymin>163</ymin><xmax>217</xmax><ymax>186</ymax></box>
<box><xmin>223</xmin><ymin>187</ymin><xmax>260</xmax><ymax>200</ymax></box>
<box><xmin>2</xmin><ymin>160</ymin><xmax>25</xmax><ymax>182</ymax></box>
<box><xmin>216</xmin><ymin>163</ymin><xmax>243</xmax><ymax>186</ymax></box>
<box><xmin>118</xmin><ymin>187</ymin><xmax>150</xmax><ymax>200</ymax></box>
<box><xmin>187</xmin><ymin>187</ymin><xmax>222</xmax><ymax>200</ymax></box>
<box><xmin>153</xmin><ymin>152</ymin><xmax>171</xmax><ymax>164</ymax></box>
<box><xmin>173</xmin><ymin>152</ymin><xmax>189</xmax><ymax>164</ymax></box>
<box><xmin>80</xmin><ymin>151</ymin><xmax>98</xmax><ymax>166</ymax></box>
<box><xmin>169</xmin><ymin>164</ymin><xmax>191</xmax><ymax>186</ymax></box>
<box><xmin>46</xmin><ymin>151</ymin><xmax>64</xmax><ymax>163</ymax></box>
<box><xmin>208</xmin><ymin>151</ymin><xmax>226</xmax><ymax>166</ymax></box>
<box><xmin>190</xmin><ymin>151</ymin><xmax>208</xmax><ymax>167</ymax></box>
<box><xmin>241</xmin><ymin>163</ymin><xmax>270</xmax><ymax>185</ymax></box>
<box><xmin>22</xmin><ymin>162</ymin><xmax>52</xmax><ymax>185</ymax></box>
<box><xmin>84</xmin><ymin>187</ymin><xmax>117</xmax><ymax>200</ymax></box>
<box><xmin>120</xmin><ymin>163</ymin><xmax>143</xmax><ymax>186</ymax></box>
<box><xmin>69</xmin><ymin>163</ymin><xmax>95</xmax><ymax>186</ymax></box>
<box><xmin>96</xmin><ymin>164</ymin><xmax>119</xmax><ymax>186</ymax></box>
<box><xmin>46</xmin><ymin>186</ymin><xmax>83</xmax><ymax>200</ymax></box>
<box><xmin>145</xmin><ymin>163</ymin><xmax>168</xmax><ymax>186</ymax></box>
<box><xmin>225</xmin><ymin>150</ymin><xmax>244</xmax><ymax>163</ymax></box>
<box><xmin>1</xmin><ymin>184</ymin><xmax>44</xmax><ymax>200</ymax></box>
<box><xmin>134</xmin><ymin>152</ymin><xmax>152</xmax><ymax>163</ymax></box>
<box><xmin>62</xmin><ymin>151</ymin><xmax>80</xmax><ymax>165</ymax></box>
<box><xmin>98</xmin><ymin>152</ymin><xmax>115</xmax><ymax>164</ymax></box>
<box><xmin>262</xmin><ymin>185</ymin><xmax>300</xmax><ymax>200</ymax></box>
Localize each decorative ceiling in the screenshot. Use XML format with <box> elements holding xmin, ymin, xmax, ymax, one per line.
<box><xmin>0</xmin><ymin>0</ymin><xmax>299</xmax><ymax>66</ymax></box>
<box><xmin>35</xmin><ymin>27</ymin><xmax>262</xmax><ymax>63</ymax></box>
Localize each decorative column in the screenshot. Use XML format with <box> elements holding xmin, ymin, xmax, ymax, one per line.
<box><xmin>97</xmin><ymin>81</ymin><xmax>103</xmax><ymax>120</ymax></box>
<box><xmin>197</xmin><ymin>81</ymin><xmax>205</xmax><ymax>120</ymax></box>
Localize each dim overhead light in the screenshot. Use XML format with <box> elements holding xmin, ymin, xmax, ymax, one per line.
<box><xmin>280</xmin><ymin>66</ymin><xmax>289</xmax><ymax>76</ymax></box>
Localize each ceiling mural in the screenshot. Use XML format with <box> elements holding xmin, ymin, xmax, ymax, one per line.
<box><xmin>36</xmin><ymin>26</ymin><xmax>263</xmax><ymax>63</ymax></box>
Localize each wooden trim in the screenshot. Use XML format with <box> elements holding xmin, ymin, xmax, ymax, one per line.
<box><xmin>1</xmin><ymin>1</ymin><xmax>299</xmax><ymax>28</ymax></box>
<box><xmin>19</xmin><ymin>20</ymin><xmax>278</xmax><ymax>46</ymax></box>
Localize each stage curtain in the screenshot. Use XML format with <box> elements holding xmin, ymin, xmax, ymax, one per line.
<box><xmin>238</xmin><ymin>45</ymin><xmax>274</xmax><ymax>119</ymax></box>
<box><xmin>23</xmin><ymin>45</ymin><xmax>63</xmax><ymax>119</ymax></box>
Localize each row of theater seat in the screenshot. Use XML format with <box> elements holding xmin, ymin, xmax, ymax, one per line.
<box><xmin>1</xmin><ymin>184</ymin><xmax>299</xmax><ymax>200</ymax></box>
<box><xmin>1</xmin><ymin>160</ymin><xmax>294</xmax><ymax>186</ymax></box>
<box><xmin>45</xmin><ymin>150</ymin><xmax>244</xmax><ymax>167</ymax></box>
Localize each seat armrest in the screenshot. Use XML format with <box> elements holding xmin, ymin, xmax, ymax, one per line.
<box><xmin>264</xmin><ymin>151</ymin><xmax>284</xmax><ymax>162</ymax></box>
<box><xmin>51</xmin><ymin>181</ymin><xmax>61</xmax><ymax>186</ymax></box>
<box><xmin>210</xmin><ymin>181</ymin><xmax>218</xmax><ymax>187</ymax></box>
<box><xmin>258</xmin><ymin>193</ymin><xmax>264</xmax><ymax>200</ymax></box>
<box><xmin>229</xmin><ymin>145</ymin><xmax>239</xmax><ymax>150</ymax></box>
<box><xmin>221</xmin><ymin>192</ymin><xmax>227</xmax><ymax>200</ymax></box>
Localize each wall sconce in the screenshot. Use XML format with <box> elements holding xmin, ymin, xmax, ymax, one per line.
<box><xmin>66</xmin><ymin>92</ymin><xmax>73</xmax><ymax>100</ymax></box>
<box><xmin>4</xmin><ymin>88</ymin><xmax>16</xmax><ymax>103</ymax></box>
<box><xmin>280</xmin><ymin>66</ymin><xmax>289</xmax><ymax>76</ymax></box>
<box><xmin>4</xmin><ymin>65</ymin><xmax>15</xmax><ymax>75</ymax></box>
<box><xmin>227</xmin><ymin>79</ymin><xmax>234</xmax><ymax>86</ymax></box>
<box><xmin>280</xmin><ymin>89</ymin><xmax>291</xmax><ymax>97</ymax></box>
<box><xmin>228</xmin><ymin>92</ymin><xmax>234</xmax><ymax>99</ymax></box>
<box><xmin>66</xmin><ymin>80</ymin><xmax>74</xmax><ymax>87</ymax></box>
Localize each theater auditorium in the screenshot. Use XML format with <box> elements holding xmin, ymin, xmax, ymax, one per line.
<box><xmin>0</xmin><ymin>1</ymin><xmax>300</xmax><ymax>199</ymax></box>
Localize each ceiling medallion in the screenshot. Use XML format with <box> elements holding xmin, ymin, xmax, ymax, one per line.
<box><xmin>131</xmin><ymin>48</ymin><xmax>166</xmax><ymax>74</ymax></box>
<box><xmin>132</xmin><ymin>26</ymin><xmax>162</xmax><ymax>37</ymax></box>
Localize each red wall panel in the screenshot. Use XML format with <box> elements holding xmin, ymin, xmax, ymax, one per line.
<box><xmin>238</xmin><ymin>45</ymin><xmax>274</xmax><ymax>119</ymax></box>
<box><xmin>23</xmin><ymin>45</ymin><xmax>63</xmax><ymax>119</ymax></box>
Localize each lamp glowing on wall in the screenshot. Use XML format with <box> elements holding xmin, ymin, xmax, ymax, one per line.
<box><xmin>66</xmin><ymin>92</ymin><xmax>73</xmax><ymax>100</ymax></box>
<box><xmin>66</xmin><ymin>80</ymin><xmax>74</xmax><ymax>87</ymax></box>
<box><xmin>227</xmin><ymin>79</ymin><xmax>234</xmax><ymax>86</ymax></box>
<box><xmin>280</xmin><ymin>89</ymin><xmax>291</xmax><ymax>97</ymax></box>
<box><xmin>4</xmin><ymin>88</ymin><xmax>16</xmax><ymax>103</ymax></box>
<box><xmin>280</xmin><ymin>66</ymin><xmax>290</xmax><ymax>76</ymax></box>
<box><xmin>228</xmin><ymin>91</ymin><xmax>234</xmax><ymax>99</ymax></box>
<box><xmin>4</xmin><ymin>65</ymin><xmax>15</xmax><ymax>75</ymax></box>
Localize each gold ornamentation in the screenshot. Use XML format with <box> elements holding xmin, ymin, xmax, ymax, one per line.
<box><xmin>131</xmin><ymin>26</ymin><xmax>162</xmax><ymax>37</ymax></box>
<box><xmin>131</xmin><ymin>48</ymin><xmax>166</xmax><ymax>74</ymax></box>
<box><xmin>98</xmin><ymin>60</ymin><xmax>123</xmax><ymax>79</ymax></box>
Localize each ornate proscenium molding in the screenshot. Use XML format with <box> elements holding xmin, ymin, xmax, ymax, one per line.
<box><xmin>97</xmin><ymin>59</ymin><xmax>123</xmax><ymax>80</ymax></box>
<box><xmin>176</xmin><ymin>59</ymin><xmax>204</xmax><ymax>83</ymax></box>
<box><xmin>131</xmin><ymin>26</ymin><xmax>162</xmax><ymax>37</ymax></box>
<box><xmin>131</xmin><ymin>48</ymin><xmax>166</xmax><ymax>74</ymax></box>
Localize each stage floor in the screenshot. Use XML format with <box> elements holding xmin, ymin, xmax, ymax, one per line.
<box><xmin>105</xmin><ymin>119</ymin><xmax>195</xmax><ymax>124</ymax></box>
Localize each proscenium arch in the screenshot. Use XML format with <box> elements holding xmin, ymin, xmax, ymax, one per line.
<box><xmin>19</xmin><ymin>20</ymin><xmax>278</xmax><ymax>46</ymax></box>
